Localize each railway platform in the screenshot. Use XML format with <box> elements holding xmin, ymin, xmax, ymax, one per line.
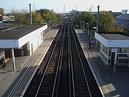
<box><xmin>76</xmin><ymin>29</ymin><xmax>129</xmax><ymax>97</ymax></box>
<box><xmin>0</xmin><ymin>29</ymin><xmax>58</xmax><ymax>97</ymax></box>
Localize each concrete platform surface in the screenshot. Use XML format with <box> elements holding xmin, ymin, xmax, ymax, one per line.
<box><xmin>76</xmin><ymin>29</ymin><xmax>129</xmax><ymax>97</ymax></box>
<box><xmin>0</xmin><ymin>28</ymin><xmax>58</xmax><ymax>97</ymax></box>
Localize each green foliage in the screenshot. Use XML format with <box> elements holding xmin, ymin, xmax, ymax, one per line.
<box><xmin>99</xmin><ymin>11</ymin><xmax>115</xmax><ymax>32</ymax></box>
<box><xmin>80</xmin><ymin>12</ymin><xmax>95</xmax><ymax>25</ymax></box>
<box><xmin>99</xmin><ymin>11</ymin><xmax>125</xmax><ymax>32</ymax></box>
<box><xmin>112</xmin><ymin>26</ymin><xmax>125</xmax><ymax>32</ymax></box>
<box><xmin>74</xmin><ymin>12</ymin><xmax>96</xmax><ymax>28</ymax></box>
<box><xmin>32</xmin><ymin>12</ymin><xmax>43</xmax><ymax>24</ymax></box>
<box><xmin>15</xmin><ymin>12</ymin><xmax>44</xmax><ymax>25</ymax></box>
<box><xmin>14</xmin><ymin>9</ymin><xmax>60</xmax><ymax>25</ymax></box>
<box><xmin>0</xmin><ymin>8</ymin><xmax>4</xmax><ymax>15</ymax></box>
<box><xmin>74</xmin><ymin>11</ymin><xmax>124</xmax><ymax>32</ymax></box>
<box><xmin>36</xmin><ymin>9</ymin><xmax>61</xmax><ymax>25</ymax></box>
<box><xmin>15</xmin><ymin>13</ymin><xmax>29</xmax><ymax>24</ymax></box>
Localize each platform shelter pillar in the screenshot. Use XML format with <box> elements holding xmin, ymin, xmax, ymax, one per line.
<box><xmin>11</xmin><ymin>49</ymin><xmax>16</xmax><ymax>71</ymax></box>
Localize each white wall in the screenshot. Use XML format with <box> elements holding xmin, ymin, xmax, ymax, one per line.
<box><xmin>95</xmin><ymin>33</ymin><xmax>107</xmax><ymax>47</ymax></box>
<box><xmin>95</xmin><ymin>32</ymin><xmax>129</xmax><ymax>48</ymax></box>
<box><xmin>18</xmin><ymin>25</ymin><xmax>47</xmax><ymax>54</ymax></box>
<box><xmin>0</xmin><ymin>25</ymin><xmax>47</xmax><ymax>51</ymax></box>
<box><xmin>18</xmin><ymin>25</ymin><xmax>47</xmax><ymax>49</ymax></box>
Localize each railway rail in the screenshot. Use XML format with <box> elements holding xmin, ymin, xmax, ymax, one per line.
<box><xmin>23</xmin><ymin>22</ymin><xmax>65</xmax><ymax>97</ymax></box>
<box><xmin>69</xmin><ymin>23</ymin><xmax>102</xmax><ymax>97</ymax></box>
<box><xmin>22</xmin><ymin>20</ymin><xmax>103</xmax><ymax>97</ymax></box>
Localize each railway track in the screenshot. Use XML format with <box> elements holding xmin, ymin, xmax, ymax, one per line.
<box><xmin>23</xmin><ymin>22</ymin><xmax>67</xmax><ymax>97</ymax></box>
<box><xmin>52</xmin><ymin>23</ymin><xmax>69</xmax><ymax>97</ymax></box>
<box><xmin>23</xmin><ymin>20</ymin><xmax>103</xmax><ymax>97</ymax></box>
<box><xmin>69</xmin><ymin>23</ymin><xmax>102</xmax><ymax>97</ymax></box>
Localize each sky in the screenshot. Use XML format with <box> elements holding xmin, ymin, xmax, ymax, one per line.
<box><xmin>0</xmin><ymin>0</ymin><xmax>129</xmax><ymax>13</ymax></box>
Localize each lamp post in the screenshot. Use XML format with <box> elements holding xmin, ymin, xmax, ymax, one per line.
<box><xmin>80</xmin><ymin>21</ymin><xmax>85</xmax><ymax>30</ymax></box>
<box><xmin>96</xmin><ymin>5</ymin><xmax>100</xmax><ymax>33</ymax></box>
<box><xmin>86</xmin><ymin>23</ymin><xmax>91</xmax><ymax>49</ymax></box>
<box><xmin>79</xmin><ymin>20</ymin><xmax>81</xmax><ymax>29</ymax></box>
<box><xmin>86</xmin><ymin>23</ymin><xmax>89</xmax><ymax>35</ymax></box>
<box><xmin>29</xmin><ymin>3</ymin><xmax>32</xmax><ymax>25</ymax></box>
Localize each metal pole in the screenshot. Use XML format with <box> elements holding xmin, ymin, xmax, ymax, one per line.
<box><xmin>80</xmin><ymin>20</ymin><xmax>81</xmax><ymax>29</ymax></box>
<box><xmin>11</xmin><ymin>49</ymin><xmax>16</xmax><ymax>71</ymax></box>
<box><xmin>86</xmin><ymin>23</ymin><xmax>91</xmax><ymax>49</ymax></box>
<box><xmin>96</xmin><ymin>5</ymin><xmax>100</xmax><ymax>33</ymax></box>
<box><xmin>29</xmin><ymin>3</ymin><xmax>32</xmax><ymax>25</ymax></box>
<box><xmin>83</xmin><ymin>21</ymin><xmax>85</xmax><ymax>31</ymax></box>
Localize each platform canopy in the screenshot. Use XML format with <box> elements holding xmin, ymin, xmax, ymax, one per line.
<box><xmin>95</xmin><ymin>32</ymin><xmax>129</xmax><ymax>48</ymax></box>
<box><xmin>0</xmin><ymin>25</ymin><xmax>47</xmax><ymax>48</ymax></box>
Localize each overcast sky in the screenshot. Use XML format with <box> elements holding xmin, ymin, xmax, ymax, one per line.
<box><xmin>0</xmin><ymin>0</ymin><xmax>129</xmax><ymax>13</ymax></box>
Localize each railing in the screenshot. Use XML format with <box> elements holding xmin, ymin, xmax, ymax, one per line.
<box><xmin>117</xmin><ymin>53</ymin><xmax>129</xmax><ymax>66</ymax></box>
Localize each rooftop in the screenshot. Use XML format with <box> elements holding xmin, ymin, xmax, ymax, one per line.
<box><xmin>95</xmin><ymin>32</ymin><xmax>129</xmax><ymax>48</ymax></box>
<box><xmin>99</xmin><ymin>32</ymin><xmax>129</xmax><ymax>40</ymax></box>
<box><xmin>116</xmin><ymin>14</ymin><xmax>129</xmax><ymax>20</ymax></box>
<box><xmin>0</xmin><ymin>25</ymin><xmax>43</xmax><ymax>39</ymax></box>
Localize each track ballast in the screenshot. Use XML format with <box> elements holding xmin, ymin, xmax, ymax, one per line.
<box><xmin>23</xmin><ymin>20</ymin><xmax>102</xmax><ymax>97</ymax></box>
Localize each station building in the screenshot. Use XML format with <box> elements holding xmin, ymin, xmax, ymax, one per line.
<box><xmin>95</xmin><ymin>32</ymin><xmax>129</xmax><ymax>71</ymax></box>
<box><xmin>0</xmin><ymin>24</ymin><xmax>47</xmax><ymax>70</ymax></box>
<box><xmin>116</xmin><ymin>10</ymin><xmax>129</xmax><ymax>31</ymax></box>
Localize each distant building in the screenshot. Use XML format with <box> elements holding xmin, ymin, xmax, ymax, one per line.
<box><xmin>60</xmin><ymin>13</ymin><xmax>71</xmax><ymax>19</ymax></box>
<box><xmin>3</xmin><ymin>15</ymin><xmax>15</xmax><ymax>23</ymax></box>
<box><xmin>70</xmin><ymin>9</ymin><xmax>79</xmax><ymax>16</ymax></box>
<box><xmin>116</xmin><ymin>10</ymin><xmax>129</xmax><ymax>31</ymax></box>
<box><xmin>0</xmin><ymin>14</ymin><xmax>15</xmax><ymax>23</ymax></box>
<box><xmin>72</xmin><ymin>11</ymin><xmax>121</xmax><ymax>17</ymax></box>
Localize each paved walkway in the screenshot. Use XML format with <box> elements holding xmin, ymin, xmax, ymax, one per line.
<box><xmin>0</xmin><ymin>28</ymin><xmax>58</xmax><ymax>97</ymax></box>
<box><xmin>76</xmin><ymin>30</ymin><xmax>129</xmax><ymax>97</ymax></box>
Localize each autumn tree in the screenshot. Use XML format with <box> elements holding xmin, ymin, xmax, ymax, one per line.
<box><xmin>14</xmin><ymin>13</ymin><xmax>29</xmax><ymax>24</ymax></box>
<box><xmin>36</xmin><ymin>9</ymin><xmax>61</xmax><ymax>25</ymax></box>
<box><xmin>99</xmin><ymin>11</ymin><xmax>115</xmax><ymax>32</ymax></box>
<box><xmin>11</xmin><ymin>9</ymin><xmax>60</xmax><ymax>25</ymax></box>
<box><xmin>14</xmin><ymin>12</ymin><xmax>43</xmax><ymax>25</ymax></box>
<box><xmin>32</xmin><ymin>12</ymin><xmax>43</xmax><ymax>24</ymax></box>
<box><xmin>0</xmin><ymin>8</ymin><xmax>4</xmax><ymax>15</ymax></box>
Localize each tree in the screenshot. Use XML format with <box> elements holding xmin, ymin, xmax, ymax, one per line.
<box><xmin>14</xmin><ymin>12</ymin><xmax>44</xmax><ymax>25</ymax></box>
<box><xmin>0</xmin><ymin>8</ymin><xmax>4</xmax><ymax>15</ymax></box>
<box><xmin>32</xmin><ymin>12</ymin><xmax>43</xmax><ymax>24</ymax></box>
<box><xmin>99</xmin><ymin>11</ymin><xmax>115</xmax><ymax>32</ymax></box>
<box><xmin>112</xmin><ymin>26</ymin><xmax>124</xmax><ymax>32</ymax></box>
<box><xmin>80</xmin><ymin>12</ymin><xmax>95</xmax><ymax>25</ymax></box>
<box><xmin>11</xmin><ymin>9</ymin><xmax>60</xmax><ymax>25</ymax></box>
<box><xmin>14</xmin><ymin>13</ymin><xmax>29</xmax><ymax>24</ymax></box>
<box><xmin>74</xmin><ymin>12</ymin><xmax>96</xmax><ymax>29</ymax></box>
<box><xmin>74</xmin><ymin>11</ymin><xmax>124</xmax><ymax>32</ymax></box>
<box><xmin>36</xmin><ymin>9</ymin><xmax>61</xmax><ymax>26</ymax></box>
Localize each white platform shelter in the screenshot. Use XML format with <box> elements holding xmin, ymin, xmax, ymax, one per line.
<box><xmin>95</xmin><ymin>32</ymin><xmax>129</xmax><ymax>72</ymax></box>
<box><xmin>0</xmin><ymin>24</ymin><xmax>48</xmax><ymax>71</ymax></box>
